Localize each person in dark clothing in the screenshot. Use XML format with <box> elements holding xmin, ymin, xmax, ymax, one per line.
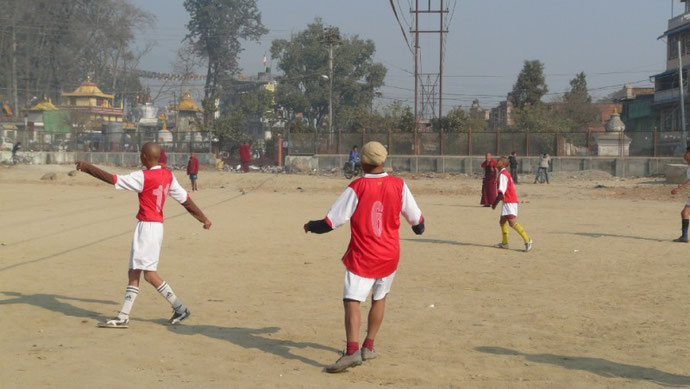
<box><xmin>11</xmin><ymin>142</ymin><xmax>21</xmax><ymax>164</ymax></box>
<box><xmin>480</xmin><ymin>153</ymin><xmax>498</xmax><ymax>207</ymax></box>
<box><xmin>508</xmin><ymin>151</ymin><xmax>519</xmax><ymax>184</ymax></box>
<box><xmin>187</xmin><ymin>152</ymin><xmax>200</xmax><ymax>192</ymax></box>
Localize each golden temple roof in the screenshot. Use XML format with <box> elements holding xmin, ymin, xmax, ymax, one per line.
<box><xmin>177</xmin><ymin>90</ymin><xmax>201</xmax><ymax>112</ymax></box>
<box><xmin>29</xmin><ymin>98</ymin><xmax>58</xmax><ymax>111</ymax></box>
<box><xmin>62</xmin><ymin>76</ymin><xmax>114</xmax><ymax>99</ymax></box>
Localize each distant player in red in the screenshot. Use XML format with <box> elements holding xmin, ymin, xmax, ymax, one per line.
<box><xmin>159</xmin><ymin>148</ymin><xmax>168</xmax><ymax>168</ymax></box>
<box><xmin>304</xmin><ymin>141</ymin><xmax>425</xmax><ymax>373</ymax></box>
<box><xmin>75</xmin><ymin>142</ymin><xmax>212</xmax><ymax>328</ymax></box>
<box><xmin>493</xmin><ymin>157</ymin><xmax>532</xmax><ymax>252</ymax></box>
<box><xmin>480</xmin><ymin>152</ymin><xmax>497</xmax><ymax>207</ymax></box>
<box><xmin>239</xmin><ymin>143</ymin><xmax>251</xmax><ymax>173</ymax></box>
<box><xmin>187</xmin><ymin>152</ymin><xmax>199</xmax><ymax>192</ymax></box>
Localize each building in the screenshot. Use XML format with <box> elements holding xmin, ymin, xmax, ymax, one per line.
<box><xmin>60</xmin><ymin>76</ymin><xmax>124</xmax><ymax>127</ymax></box>
<box><xmin>489</xmin><ymin>99</ymin><xmax>514</xmax><ymax>130</ymax></box>
<box><xmin>618</xmin><ymin>84</ymin><xmax>656</xmax><ymax>132</ymax></box>
<box><xmin>653</xmin><ymin>0</ymin><xmax>690</xmax><ymax>131</ymax></box>
<box><xmin>469</xmin><ymin>99</ymin><xmax>490</xmax><ymax>121</ymax></box>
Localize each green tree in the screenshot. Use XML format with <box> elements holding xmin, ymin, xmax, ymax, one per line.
<box><xmin>512</xmin><ymin>104</ymin><xmax>570</xmax><ymax>133</ymax></box>
<box><xmin>432</xmin><ymin>107</ymin><xmax>468</xmax><ymax>133</ymax></box>
<box><xmin>510</xmin><ymin>60</ymin><xmax>548</xmax><ymax>108</ymax></box>
<box><xmin>183</xmin><ymin>0</ymin><xmax>268</xmax><ymax>100</ymax></box>
<box><xmin>561</xmin><ymin>72</ymin><xmax>599</xmax><ymax>131</ymax></box>
<box><xmin>270</xmin><ymin>19</ymin><xmax>386</xmax><ymax>132</ymax></box>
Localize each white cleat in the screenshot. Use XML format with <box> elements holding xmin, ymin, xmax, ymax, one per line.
<box><xmin>525</xmin><ymin>240</ymin><xmax>533</xmax><ymax>252</ymax></box>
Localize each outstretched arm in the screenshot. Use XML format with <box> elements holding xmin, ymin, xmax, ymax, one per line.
<box><xmin>75</xmin><ymin>161</ymin><xmax>114</xmax><ymax>185</ymax></box>
<box><xmin>304</xmin><ymin>187</ymin><xmax>358</xmax><ymax>234</ymax></box>
<box><xmin>401</xmin><ymin>183</ymin><xmax>425</xmax><ymax>235</ymax></box>
<box><xmin>182</xmin><ymin>198</ymin><xmax>212</xmax><ymax>229</ymax></box>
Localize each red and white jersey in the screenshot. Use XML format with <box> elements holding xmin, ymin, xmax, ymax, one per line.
<box><xmin>113</xmin><ymin>166</ymin><xmax>189</xmax><ymax>222</ymax></box>
<box><xmin>325</xmin><ymin>173</ymin><xmax>423</xmax><ymax>279</ymax></box>
<box><xmin>497</xmin><ymin>168</ymin><xmax>518</xmax><ymax>203</ymax></box>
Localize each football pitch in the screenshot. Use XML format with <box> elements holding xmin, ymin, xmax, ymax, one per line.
<box><xmin>1</xmin><ymin>165</ymin><xmax>690</xmax><ymax>388</ymax></box>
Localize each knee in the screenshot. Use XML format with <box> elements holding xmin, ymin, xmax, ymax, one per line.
<box><xmin>143</xmin><ymin>271</ymin><xmax>156</xmax><ymax>284</ymax></box>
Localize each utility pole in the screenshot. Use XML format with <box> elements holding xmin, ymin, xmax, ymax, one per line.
<box><xmin>410</xmin><ymin>0</ymin><xmax>450</xmax><ymax>154</ymax></box>
<box><xmin>679</xmin><ymin>39</ymin><xmax>688</xmax><ymax>152</ymax></box>
<box><xmin>323</xmin><ymin>27</ymin><xmax>340</xmax><ymax>153</ymax></box>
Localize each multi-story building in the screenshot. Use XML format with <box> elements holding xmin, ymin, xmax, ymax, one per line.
<box><xmin>489</xmin><ymin>99</ymin><xmax>514</xmax><ymax>130</ymax></box>
<box><xmin>653</xmin><ymin>0</ymin><xmax>690</xmax><ymax>131</ymax></box>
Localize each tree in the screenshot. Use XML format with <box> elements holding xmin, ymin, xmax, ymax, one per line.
<box><xmin>512</xmin><ymin>104</ymin><xmax>570</xmax><ymax>133</ymax></box>
<box><xmin>183</xmin><ymin>0</ymin><xmax>268</xmax><ymax>100</ymax></box>
<box><xmin>270</xmin><ymin>19</ymin><xmax>386</xmax><ymax>132</ymax></box>
<box><xmin>510</xmin><ymin>60</ymin><xmax>548</xmax><ymax>108</ymax></box>
<box><xmin>561</xmin><ymin>72</ymin><xmax>599</xmax><ymax>131</ymax></box>
<box><xmin>0</xmin><ymin>0</ymin><xmax>152</xmax><ymax>111</ymax></box>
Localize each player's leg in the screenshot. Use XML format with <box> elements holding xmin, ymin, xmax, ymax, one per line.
<box><xmin>326</xmin><ymin>271</ymin><xmax>370</xmax><ymax>373</ymax></box>
<box><xmin>497</xmin><ymin>216</ymin><xmax>509</xmax><ymax>249</ymax></box>
<box><xmin>362</xmin><ymin>272</ymin><xmax>395</xmax><ymax>361</ymax></box>
<box><xmin>544</xmin><ymin>169</ymin><xmax>550</xmax><ymax>184</ymax></box>
<box><xmin>344</xmin><ymin>299</ymin><xmax>361</xmax><ymax>351</ymax></box>
<box><xmin>99</xmin><ymin>269</ymin><xmax>141</xmax><ymax>328</ymax></box>
<box><xmin>508</xmin><ymin>216</ymin><xmax>532</xmax><ymax>251</ymax></box>
<box><xmin>144</xmin><ymin>271</ymin><xmax>191</xmax><ymax>324</ymax></box>
<box><xmin>674</xmin><ymin>205</ymin><xmax>690</xmax><ymax>242</ymax></box>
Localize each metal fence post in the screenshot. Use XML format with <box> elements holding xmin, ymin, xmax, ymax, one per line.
<box><xmin>388</xmin><ymin>129</ymin><xmax>393</xmax><ymax>155</ymax></box>
<box><xmin>496</xmin><ymin>131</ymin><xmax>501</xmax><ymax>155</ymax></box>
<box><xmin>362</xmin><ymin>128</ymin><xmax>366</xmax><ymax>149</ymax></box>
<box><xmin>525</xmin><ymin>132</ymin><xmax>530</xmax><ymax>157</ymax></box>
<box><xmin>653</xmin><ymin>127</ymin><xmax>658</xmax><ymax>157</ymax></box>
<box><xmin>440</xmin><ymin>131</ymin><xmax>444</xmax><ymax>155</ymax></box>
<box><xmin>468</xmin><ymin>127</ymin><xmax>472</xmax><ymax>156</ymax></box>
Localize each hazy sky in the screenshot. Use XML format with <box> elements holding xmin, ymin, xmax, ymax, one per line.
<box><xmin>130</xmin><ymin>0</ymin><xmax>676</xmax><ymax>111</ymax></box>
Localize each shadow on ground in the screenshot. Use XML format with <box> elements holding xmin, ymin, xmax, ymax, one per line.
<box><xmin>146</xmin><ymin>319</ymin><xmax>340</xmax><ymax>368</ymax></box>
<box><xmin>476</xmin><ymin>346</ymin><xmax>690</xmax><ymax>387</ymax></box>
<box><xmin>553</xmin><ymin>231</ymin><xmax>665</xmax><ymax>243</ymax></box>
<box><xmin>404</xmin><ymin>238</ymin><xmax>497</xmax><ymax>249</ymax></box>
<box><xmin>0</xmin><ymin>291</ymin><xmax>116</xmax><ymax>320</ymax></box>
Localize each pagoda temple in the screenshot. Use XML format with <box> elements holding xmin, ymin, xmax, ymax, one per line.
<box><xmin>61</xmin><ymin>76</ymin><xmax>123</xmax><ymax>125</ymax></box>
<box><xmin>176</xmin><ymin>90</ymin><xmax>202</xmax><ymax>133</ymax></box>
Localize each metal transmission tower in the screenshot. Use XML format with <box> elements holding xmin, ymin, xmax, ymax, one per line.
<box><xmin>410</xmin><ymin>0</ymin><xmax>450</xmax><ymax>152</ymax></box>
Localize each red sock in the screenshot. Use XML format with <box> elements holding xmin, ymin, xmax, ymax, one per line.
<box><xmin>346</xmin><ymin>341</ymin><xmax>359</xmax><ymax>356</ymax></box>
<box><xmin>363</xmin><ymin>338</ymin><xmax>374</xmax><ymax>351</ymax></box>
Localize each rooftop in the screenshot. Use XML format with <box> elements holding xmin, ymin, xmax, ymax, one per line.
<box><xmin>62</xmin><ymin>76</ymin><xmax>114</xmax><ymax>99</ymax></box>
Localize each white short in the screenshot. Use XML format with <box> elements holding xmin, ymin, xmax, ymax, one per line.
<box><xmin>343</xmin><ymin>270</ymin><xmax>396</xmax><ymax>302</ymax></box>
<box><xmin>129</xmin><ymin>221</ymin><xmax>164</xmax><ymax>271</ymax></box>
<box><xmin>501</xmin><ymin>203</ymin><xmax>518</xmax><ymax>217</ymax></box>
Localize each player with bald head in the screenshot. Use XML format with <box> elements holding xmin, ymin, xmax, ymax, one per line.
<box><xmin>75</xmin><ymin>142</ymin><xmax>212</xmax><ymax>328</ymax></box>
<box><xmin>492</xmin><ymin>157</ymin><xmax>532</xmax><ymax>252</ymax></box>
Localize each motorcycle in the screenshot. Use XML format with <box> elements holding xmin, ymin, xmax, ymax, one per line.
<box><xmin>343</xmin><ymin>161</ymin><xmax>361</xmax><ymax>179</ymax></box>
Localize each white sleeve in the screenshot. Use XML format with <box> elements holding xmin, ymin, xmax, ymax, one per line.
<box><xmin>114</xmin><ymin>170</ymin><xmax>144</xmax><ymax>192</ymax></box>
<box><xmin>326</xmin><ymin>187</ymin><xmax>359</xmax><ymax>229</ymax></box>
<box><xmin>498</xmin><ymin>174</ymin><xmax>508</xmax><ymax>194</ymax></box>
<box><xmin>686</xmin><ymin>167</ymin><xmax>690</xmax><ymax>180</ymax></box>
<box><xmin>401</xmin><ymin>183</ymin><xmax>423</xmax><ymax>226</ymax></box>
<box><xmin>168</xmin><ymin>174</ymin><xmax>189</xmax><ymax>204</ymax></box>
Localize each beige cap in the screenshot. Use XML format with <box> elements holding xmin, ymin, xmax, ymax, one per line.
<box><xmin>360</xmin><ymin>141</ymin><xmax>388</xmax><ymax>166</ymax></box>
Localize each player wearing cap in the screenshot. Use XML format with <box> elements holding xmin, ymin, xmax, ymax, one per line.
<box><xmin>493</xmin><ymin>157</ymin><xmax>532</xmax><ymax>252</ymax></box>
<box><xmin>304</xmin><ymin>141</ymin><xmax>425</xmax><ymax>373</ymax></box>
<box><xmin>75</xmin><ymin>142</ymin><xmax>212</xmax><ymax>328</ymax></box>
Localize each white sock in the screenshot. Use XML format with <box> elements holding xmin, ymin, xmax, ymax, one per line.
<box><xmin>156</xmin><ymin>281</ymin><xmax>185</xmax><ymax>313</ymax></box>
<box><xmin>117</xmin><ymin>286</ymin><xmax>139</xmax><ymax>320</ymax></box>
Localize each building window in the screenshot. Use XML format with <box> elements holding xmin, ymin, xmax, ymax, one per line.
<box><xmin>670</xmin><ymin>35</ymin><xmax>681</xmax><ymax>60</ymax></box>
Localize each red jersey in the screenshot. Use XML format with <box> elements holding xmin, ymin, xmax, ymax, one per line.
<box><xmin>187</xmin><ymin>156</ymin><xmax>199</xmax><ymax>175</ymax></box>
<box><xmin>114</xmin><ymin>166</ymin><xmax>189</xmax><ymax>222</ymax></box>
<box><xmin>497</xmin><ymin>168</ymin><xmax>518</xmax><ymax>203</ymax></box>
<box><xmin>324</xmin><ymin>173</ymin><xmax>423</xmax><ymax>279</ymax></box>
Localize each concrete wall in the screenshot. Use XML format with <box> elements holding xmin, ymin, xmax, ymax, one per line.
<box><xmin>286</xmin><ymin>154</ymin><xmax>683</xmax><ymax>177</ymax></box>
<box><xmin>0</xmin><ymin>151</ymin><xmax>216</xmax><ymax>167</ymax></box>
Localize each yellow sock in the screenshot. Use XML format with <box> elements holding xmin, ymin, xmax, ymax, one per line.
<box><xmin>501</xmin><ymin>223</ymin><xmax>509</xmax><ymax>244</ymax></box>
<box><xmin>512</xmin><ymin>223</ymin><xmax>530</xmax><ymax>243</ymax></box>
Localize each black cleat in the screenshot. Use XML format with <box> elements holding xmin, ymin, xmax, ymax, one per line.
<box><xmin>168</xmin><ymin>308</ymin><xmax>191</xmax><ymax>325</ymax></box>
<box><xmin>673</xmin><ymin>236</ymin><xmax>689</xmax><ymax>243</ymax></box>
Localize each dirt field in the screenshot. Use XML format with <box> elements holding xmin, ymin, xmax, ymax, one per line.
<box><xmin>2</xmin><ymin>164</ymin><xmax>690</xmax><ymax>388</ymax></box>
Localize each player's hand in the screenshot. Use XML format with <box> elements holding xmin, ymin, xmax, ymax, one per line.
<box><xmin>203</xmin><ymin>219</ymin><xmax>212</xmax><ymax>230</ymax></box>
<box><xmin>672</xmin><ymin>188</ymin><xmax>680</xmax><ymax>195</ymax></box>
<box><xmin>491</xmin><ymin>203</ymin><xmax>497</xmax><ymax>210</ymax></box>
<box><xmin>75</xmin><ymin>161</ymin><xmax>89</xmax><ymax>171</ymax></box>
<box><xmin>303</xmin><ymin>223</ymin><xmax>310</xmax><ymax>233</ymax></box>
